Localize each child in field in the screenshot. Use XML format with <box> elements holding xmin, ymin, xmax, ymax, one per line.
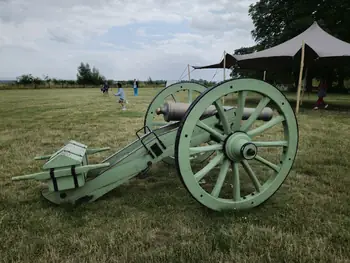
<box><xmin>115</xmin><ymin>83</ymin><xmax>127</xmax><ymax>111</ymax></box>
<box><xmin>101</xmin><ymin>81</ymin><xmax>109</xmax><ymax>94</ymax></box>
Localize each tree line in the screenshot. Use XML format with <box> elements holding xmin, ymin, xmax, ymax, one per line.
<box><xmin>12</xmin><ymin>62</ymin><xmax>217</xmax><ymax>88</ymax></box>
<box><xmin>13</xmin><ymin>62</ymin><xmax>167</xmax><ymax>87</ymax></box>
<box><xmin>231</xmin><ymin>0</ymin><xmax>350</xmax><ymax>92</ymax></box>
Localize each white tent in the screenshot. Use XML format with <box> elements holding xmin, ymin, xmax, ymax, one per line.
<box><xmin>193</xmin><ymin>21</ymin><xmax>350</xmax><ymax>113</ymax></box>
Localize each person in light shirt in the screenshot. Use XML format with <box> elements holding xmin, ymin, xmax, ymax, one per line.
<box><xmin>114</xmin><ymin>82</ymin><xmax>127</xmax><ymax>111</ymax></box>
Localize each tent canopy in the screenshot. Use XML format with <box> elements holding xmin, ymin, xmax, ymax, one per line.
<box><xmin>192</xmin><ymin>53</ymin><xmax>236</xmax><ymax>69</ymax></box>
<box><xmin>193</xmin><ymin>21</ymin><xmax>350</xmax><ymax>71</ymax></box>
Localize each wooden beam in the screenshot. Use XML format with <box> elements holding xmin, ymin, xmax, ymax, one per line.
<box><xmin>187</xmin><ymin>64</ymin><xmax>191</xmax><ymax>81</ymax></box>
<box><xmin>295</xmin><ymin>41</ymin><xmax>305</xmax><ymax>114</ymax></box>
<box><xmin>300</xmin><ymin>68</ymin><xmax>308</xmax><ymax>106</ymax></box>
<box><xmin>223</xmin><ymin>51</ymin><xmax>226</xmax><ymax>105</ymax></box>
<box><xmin>223</xmin><ymin>51</ymin><xmax>226</xmax><ymax>81</ymax></box>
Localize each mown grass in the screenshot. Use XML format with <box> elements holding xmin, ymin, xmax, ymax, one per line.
<box><xmin>0</xmin><ymin>87</ymin><xmax>350</xmax><ymax>263</ymax></box>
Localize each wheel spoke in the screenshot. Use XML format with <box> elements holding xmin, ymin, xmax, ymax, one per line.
<box><xmin>194</xmin><ymin>153</ymin><xmax>224</xmax><ymax>182</ymax></box>
<box><xmin>254</xmin><ymin>155</ymin><xmax>280</xmax><ymax>172</ymax></box>
<box><xmin>232</xmin><ymin>91</ymin><xmax>248</xmax><ymax>131</ymax></box>
<box><xmin>213</xmin><ymin>100</ymin><xmax>231</xmax><ymax>134</ymax></box>
<box><xmin>232</xmin><ymin>162</ymin><xmax>241</xmax><ymax>201</ymax></box>
<box><xmin>188</xmin><ymin>89</ymin><xmax>193</xmax><ymax>103</ymax></box>
<box><xmin>241</xmin><ymin>160</ymin><xmax>262</xmax><ymax>192</ymax></box>
<box><xmin>170</xmin><ymin>94</ymin><xmax>177</xmax><ymax>102</ymax></box>
<box><xmin>241</xmin><ymin>97</ymin><xmax>271</xmax><ymax>132</ymax></box>
<box><xmin>196</xmin><ymin>121</ymin><xmax>226</xmax><ymax>141</ymax></box>
<box><xmin>247</xmin><ymin>115</ymin><xmax>285</xmax><ymax>138</ymax></box>
<box><xmin>211</xmin><ymin>159</ymin><xmax>230</xmax><ymax>197</ymax></box>
<box><xmin>253</xmin><ymin>141</ymin><xmax>288</xmax><ymax>147</ymax></box>
<box><xmin>189</xmin><ymin>144</ymin><xmax>223</xmax><ymax>155</ymax></box>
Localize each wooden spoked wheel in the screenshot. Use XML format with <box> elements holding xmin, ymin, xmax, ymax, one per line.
<box><xmin>175</xmin><ymin>78</ymin><xmax>299</xmax><ymax>211</ymax></box>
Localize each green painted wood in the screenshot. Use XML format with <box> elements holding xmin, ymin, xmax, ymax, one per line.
<box><xmin>34</xmin><ymin>155</ymin><xmax>52</xmax><ymax>160</ymax></box>
<box><xmin>12</xmin><ymin>163</ymin><xmax>110</xmax><ymax>181</ymax></box>
<box><xmin>13</xmin><ymin>115</ymin><xmax>217</xmax><ymax>205</ymax></box>
<box><xmin>47</xmin><ymin>174</ymin><xmax>86</xmax><ymax>192</ymax></box>
<box><xmin>42</xmin><ymin>140</ymin><xmax>87</xmax><ymax>169</ymax></box>
<box><xmin>175</xmin><ymin>78</ymin><xmax>299</xmax><ymax>211</ymax></box>
<box><xmin>86</xmin><ymin>147</ymin><xmax>110</xmax><ymax>155</ymax></box>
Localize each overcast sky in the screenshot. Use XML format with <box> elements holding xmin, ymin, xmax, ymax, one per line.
<box><xmin>0</xmin><ymin>0</ymin><xmax>256</xmax><ymax>81</ymax></box>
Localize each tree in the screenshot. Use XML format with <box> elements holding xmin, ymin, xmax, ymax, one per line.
<box><xmin>91</xmin><ymin>66</ymin><xmax>105</xmax><ymax>85</ymax></box>
<box><xmin>76</xmin><ymin>62</ymin><xmax>105</xmax><ymax>85</ymax></box>
<box><xmin>77</xmin><ymin>62</ymin><xmax>91</xmax><ymax>85</ymax></box>
<box><xmin>107</xmin><ymin>79</ymin><xmax>114</xmax><ymax>86</ymax></box>
<box><xmin>16</xmin><ymin>74</ymin><xmax>44</xmax><ymax>88</ymax></box>
<box><xmin>248</xmin><ymin>0</ymin><xmax>314</xmax><ymax>49</ymax></box>
<box><xmin>51</xmin><ymin>78</ymin><xmax>59</xmax><ymax>86</ymax></box>
<box><xmin>43</xmin><ymin>74</ymin><xmax>51</xmax><ymax>88</ymax></box>
<box><xmin>66</xmin><ymin>80</ymin><xmax>76</xmax><ymax>85</ymax></box>
<box><xmin>16</xmin><ymin>74</ymin><xmax>34</xmax><ymax>84</ymax></box>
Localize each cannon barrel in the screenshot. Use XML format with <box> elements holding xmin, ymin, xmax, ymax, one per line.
<box><xmin>156</xmin><ymin>101</ymin><xmax>273</xmax><ymax>122</ymax></box>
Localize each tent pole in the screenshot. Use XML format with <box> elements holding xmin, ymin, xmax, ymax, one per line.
<box><xmin>188</xmin><ymin>64</ymin><xmax>191</xmax><ymax>81</ymax></box>
<box><xmin>223</xmin><ymin>50</ymin><xmax>226</xmax><ymax>104</ymax></box>
<box><xmin>223</xmin><ymin>51</ymin><xmax>226</xmax><ymax>81</ymax></box>
<box><xmin>295</xmin><ymin>41</ymin><xmax>305</xmax><ymax>114</ymax></box>
<box><xmin>300</xmin><ymin>67</ymin><xmax>308</xmax><ymax>105</ymax></box>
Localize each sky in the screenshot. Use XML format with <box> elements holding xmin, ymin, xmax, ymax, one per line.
<box><xmin>0</xmin><ymin>0</ymin><xmax>257</xmax><ymax>81</ymax></box>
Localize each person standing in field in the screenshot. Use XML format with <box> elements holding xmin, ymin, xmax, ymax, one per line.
<box><xmin>115</xmin><ymin>83</ymin><xmax>127</xmax><ymax>111</ymax></box>
<box><xmin>133</xmin><ymin>79</ymin><xmax>139</xmax><ymax>96</ymax></box>
<box><xmin>101</xmin><ymin>81</ymin><xmax>109</xmax><ymax>94</ymax></box>
<box><xmin>313</xmin><ymin>79</ymin><xmax>328</xmax><ymax>110</ymax></box>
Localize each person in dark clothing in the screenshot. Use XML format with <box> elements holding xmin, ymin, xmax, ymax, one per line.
<box><xmin>101</xmin><ymin>81</ymin><xmax>109</xmax><ymax>94</ymax></box>
<box><xmin>313</xmin><ymin>79</ymin><xmax>328</xmax><ymax>110</ymax></box>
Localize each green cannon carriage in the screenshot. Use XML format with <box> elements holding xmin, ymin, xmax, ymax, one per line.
<box><xmin>12</xmin><ymin>78</ymin><xmax>298</xmax><ymax>211</ymax></box>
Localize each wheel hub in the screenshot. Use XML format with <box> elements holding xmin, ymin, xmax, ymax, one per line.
<box><xmin>224</xmin><ymin>132</ymin><xmax>257</xmax><ymax>161</ymax></box>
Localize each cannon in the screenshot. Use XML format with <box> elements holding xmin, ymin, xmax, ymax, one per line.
<box><xmin>12</xmin><ymin>79</ymin><xmax>299</xmax><ymax>211</ymax></box>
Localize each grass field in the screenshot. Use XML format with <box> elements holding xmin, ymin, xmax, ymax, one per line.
<box><xmin>1</xmin><ymin>86</ymin><xmax>350</xmax><ymax>263</ymax></box>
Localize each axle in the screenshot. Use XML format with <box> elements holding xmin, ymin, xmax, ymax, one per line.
<box><xmin>156</xmin><ymin>101</ymin><xmax>273</xmax><ymax>122</ymax></box>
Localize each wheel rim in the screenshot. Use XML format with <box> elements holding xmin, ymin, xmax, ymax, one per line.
<box><xmin>144</xmin><ymin>81</ymin><xmax>212</xmax><ymax>165</ymax></box>
<box><xmin>175</xmin><ymin>78</ymin><xmax>299</xmax><ymax>211</ymax></box>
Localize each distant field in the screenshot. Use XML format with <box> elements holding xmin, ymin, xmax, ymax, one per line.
<box><xmin>0</xmin><ymin>87</ymin><xmax>350</xmax><ymax>263</ymax></box>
